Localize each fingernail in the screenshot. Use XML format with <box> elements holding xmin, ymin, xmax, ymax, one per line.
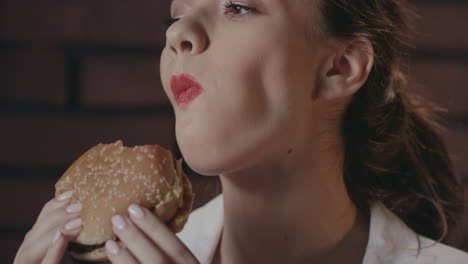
<box><xmin>56</xmin><ymin>190</ymin><xmax>73</xmax><ymax>201</ymax></box>
<box><xmin>128</xmin><ymin>204</ymin><xmax>144</xmax><ymax>219</ymax></box>
<box><xmin>65</xmin><ymin>218</ymin><xmax>82</xmax><ymax>230</ymax></box>
<box><xmin>66</xmin><ymin>203</ymin><xmax>82</xmax><ymax>213</ymax></box>
<box><xmin>105</xmin><ymin>240</ymin><xmax>120</xmax><ymax>255</ymax></box>
<box><xmin>52</xmin><ymin>231</ymin><xmax>61</xmax><ymax>243</ymax></box>
<box><xmin>112</xmin><ymin>215</ymin><xmax>127</xmax><ymax>230</ymax></box>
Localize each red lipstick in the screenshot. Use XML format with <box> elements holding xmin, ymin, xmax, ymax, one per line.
<box><xmin>170</xmin><ymin>73</ymin><xmax>204</xmax><ymax>107</ymax></box>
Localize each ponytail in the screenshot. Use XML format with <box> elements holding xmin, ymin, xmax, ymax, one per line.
<box><xmin>317</xmin><ymin>0</ymin><xmax>465</xmax><ymax>246</ymax></box>
<box><xmin>342</xmin><ymin>66</ymin><xmax>464</xmax><ymax>245</ymax></box>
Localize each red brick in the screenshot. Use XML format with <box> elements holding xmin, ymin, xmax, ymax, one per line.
<box><xmin>0</xmin><ymin>112</ymin><xmax>176</xmax><ymax>166</ymax></box>
<box><xmin>0</xmin><ymin>180</ymin><xmax>54</xmax><ymax>228</ymax></box>
<box><xmin>70</xmin><ymin>0</ymin><xmax>170</xmax><ymax>45</ymax></box>
<box><xmin>408</xmin><ymin>61</ymin><xmax>468</xmax><ymax>114</ymax></box>
<box><xmin>1</xmin><ymin>1</ymin><xmax>467</xmax><ymax>50</ymax></box>
<box><xmin>0</xmin><ymin>49</ymin><xmax>67</xmax><ymax>104</ymax></box>
<box><xmin>414</xmin><ymin>4</ymin><xmax>468</xmax><ymax>49</ymax></box>
<box><xmin>0</xmin><ymin>0</ymin><xmax>68</xmax><ymax>42</ymax></box>
<box><xmin>82</xmin><ymin>57</ymin><xmax>169</xmax><ymax>107</ymax></box>
<box><xmin>0</xmin><ymin>0</ymin><xmax>170</xmax><ymax>45</ymax></box>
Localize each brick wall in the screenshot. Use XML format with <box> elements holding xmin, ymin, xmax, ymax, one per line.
<box><xmin>1</xmin><ymin>0</ymin><xmax>467</xmax><ymax>262</ymax></box>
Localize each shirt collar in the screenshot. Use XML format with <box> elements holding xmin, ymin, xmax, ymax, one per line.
<box><xmin>178</xmin><ymin>193</ymin><xmax>429</xmax><ymax>264</ymax></box>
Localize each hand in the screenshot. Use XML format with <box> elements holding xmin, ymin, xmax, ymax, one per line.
<box><xmin>105</xmin><ymin>204</ymin><xmax>199</xmax><ymax>264</ymax></box>
<box><xmin>14</xmin><ymin>190</ymin><xmax>83</xmax><ymax>264</ymax></box>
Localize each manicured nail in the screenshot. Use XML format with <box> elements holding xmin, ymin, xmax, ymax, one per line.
<box><xmin>65</xmin><ymin>218</ymin><xmax>82</xmax><ymax>230</ymax></box>
<box><xmin>112</xmin><ymin>215</ymin><xmax>127</xmax><ymax>230</ymax></box>
<box><xmin>66</xmin><ymin>203</ymin><xmax>82</xmax><ymax>213</ymax></box>
<box><xmin>105</xmin><ymin>240</ymin><xmax>120</xmax><ymax>255</ymax></box>
<box><xmin>52</xmin><ymin>231</ymin><xmax>62</xmax><ymax>243</ymax></box>
<box><xmin>56</xmin><ymin>190</ymin><xmax>73</xmax><ymax>201</ymax></box>
<box><xmin>128</xmin><ymin>204</ymin><xmax>144</xmax><ymax>219</ymax></box>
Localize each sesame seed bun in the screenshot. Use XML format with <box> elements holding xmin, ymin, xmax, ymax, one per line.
<box><xmin>55</xmin><ymin>140</ymin><xmax>194</xmax><ymax>262</ymax></box>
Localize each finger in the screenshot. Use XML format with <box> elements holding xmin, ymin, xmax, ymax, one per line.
<box><xmin>111</xmin><ymin>215</ymin><xmax>171</xmax><ymax>263</ymax></box>
<box><xmin>128</xmin><ymin>204</ymin><xmax>199</xmax><ymax>264</ymax></box>
<box><xmin>41</xmin><ymin>225</ymin><xmax>82</xmax><ymax>264</ymax></box>
<box><xmin>37</xmin><ymin>190</ymin><xmax>74</xmax><ymax>222</ymax></box>
<box><xmin>26</xmin><ymin>202</ymin><xmax>82</xmax><ymax>256</ymax></box>
<box><xmin>18</xmin><ymin>214</ymin><xmax>82</xmax><ymax>264</ymax></box>
<box><xmin>105</xmin><ymin>240</ymin><xmax>138</xmax><ymax>264</ymax></box>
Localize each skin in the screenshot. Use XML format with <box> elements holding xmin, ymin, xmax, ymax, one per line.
<box><xmin>14</xmin><ymin>0</ymin><xmax>374</xmax><ymax>263</ymax></box>
<box><xmin>160</xmin><ymin>0</ymin><xmax>374</xmax><ymax>263</ymax></box>
<box><xmin>13</xmin><ymin>191</ymin><xmax>198</xmax><ymax>264</ymax></box>
<box><xmin>14</xmin><ymin>191</ymin><xmax>83</xmax><ymax>264</ymax></box>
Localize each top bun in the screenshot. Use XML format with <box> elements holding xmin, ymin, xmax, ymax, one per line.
<box><xmin>55</xmin><ymin>140</ymin><xmax>194</xmax><ymax>245</ymax></box>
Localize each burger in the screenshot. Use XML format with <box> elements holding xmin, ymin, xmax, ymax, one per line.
<box><xmin>54</xmin><ymin>140</ymin><xmax>194</xmax><ymax>262</ymax></box>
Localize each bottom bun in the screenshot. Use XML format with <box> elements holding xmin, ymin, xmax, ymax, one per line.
<box><xmin>69</xmin><ymin>247</ymin><xmax>109</xmax><ymax>263</ymax></box>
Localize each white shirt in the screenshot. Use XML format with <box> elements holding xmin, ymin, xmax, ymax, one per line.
<box><xmin>177</xmin><ymin>194</ymin><xmax>468</xmax><ymax>264</ymax></box>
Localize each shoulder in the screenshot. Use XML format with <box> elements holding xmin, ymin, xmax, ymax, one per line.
<box><xmin>363</xmin><ymin>201</ymin><xmax>468</xmax><ymax>264</ymax></box>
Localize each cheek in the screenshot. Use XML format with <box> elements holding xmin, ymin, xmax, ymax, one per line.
<box><xmin>165</xmin><ymin>25</ymin><xmax>303</xmax><ymax>175</ymax></box>
<box><xmin>159</xmin><ymin>49</ymin><xmax>171</xmax><ymax>99</ymax></box>
<box><xmin>175</xmin><ymin>52</ymin><xmax>298</xmax><ymax>176</ymax></box>
<box><xmin>175</xmin><ymin>57</ymin><xmax>268</xmax><ymax>175</ymax></box>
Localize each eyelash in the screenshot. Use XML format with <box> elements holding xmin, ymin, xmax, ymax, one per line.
<box><xmin>163</xmin><ymin>1</ymin><xmax>255</xmax><ymax>30</ymax></box>
<box><xmin>222</xmin><ymin>1</ymin><xmax>255</xmax><ymax>16</ymax></box>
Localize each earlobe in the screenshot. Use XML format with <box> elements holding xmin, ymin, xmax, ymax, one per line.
<box><xmin>314</xmin><ymin>38</ymin><xmax>374</xmax><ymax>101</ymax></box>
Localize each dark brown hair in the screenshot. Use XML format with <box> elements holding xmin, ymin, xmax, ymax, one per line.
<box><xmin>315</xmin><ymin>0</ymin><xmax>464</xmax><ymax>247</ymax></box>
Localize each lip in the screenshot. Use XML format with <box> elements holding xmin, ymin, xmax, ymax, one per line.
<box><xmin>170</xmin><ymin>73</ymin><xmax>204</xmax><ymax>107</ymax></box>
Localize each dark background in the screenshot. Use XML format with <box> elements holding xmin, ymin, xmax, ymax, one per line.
<box><xmin>0</xmin><ymin>0</ymin><xmax>467</xmax><ymax>262</ymax></box>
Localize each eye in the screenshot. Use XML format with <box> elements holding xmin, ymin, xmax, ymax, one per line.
<box><xmin>163</xmin><ymin>1</ymin><xmax>256</xmax><ymax>32</ymax></box>
<box><xmin>162</xmin><ymin>17</ymin><xmax>181</xmax><ymax>31</ymax></box>
<box><xmin>222</xmin><ymin>1</ymin><xmax>256</xmax><ymax>16</ymax></box>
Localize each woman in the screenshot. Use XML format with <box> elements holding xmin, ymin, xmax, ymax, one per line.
<box><xmin>14</xmin><ymin>0</ymin><xmax>468</xmax><ymax>263</ymax></box>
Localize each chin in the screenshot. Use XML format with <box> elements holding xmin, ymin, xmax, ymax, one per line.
<box><xmin>179</xmin><ymin>143</ymin><xmax>255</xmax><ymax>178</ymax></box>
<box><xmin>180</xmin><ymin>148</ymin><xmax>225</xmax><ymax>176</ymax></box>
<box><xmin>175</xmin><ymin>124</ymin><xmax>272</xmax><ymax>177</ymax></box>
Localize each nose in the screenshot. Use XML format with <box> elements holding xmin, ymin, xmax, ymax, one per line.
<box><xmin>165</xmin><ymin>16</ymin><xmax>208</xmax><ymax>57</ymax></box>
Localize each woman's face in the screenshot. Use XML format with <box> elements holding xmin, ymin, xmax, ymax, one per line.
<box><xmin>160</xmin><ymin>0</ymin><xmax>329</xmax><ymax>176</ymax></box>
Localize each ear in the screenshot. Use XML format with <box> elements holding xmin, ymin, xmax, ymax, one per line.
<box><xmin>314</xmin><ymin>38</ymin><xmax>374</xmax><ymax>100</ymax></box>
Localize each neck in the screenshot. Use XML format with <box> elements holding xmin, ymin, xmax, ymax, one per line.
<box><xmin>215</xmin><ymin>140</ymin><xmax>370</xmax><ymax>264</ymax></box>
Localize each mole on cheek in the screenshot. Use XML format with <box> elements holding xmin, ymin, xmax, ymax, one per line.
<box><xmin>287</xmin><ymin>148</ymin><xmax>293</xmax><ymax>154</ymax></box>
